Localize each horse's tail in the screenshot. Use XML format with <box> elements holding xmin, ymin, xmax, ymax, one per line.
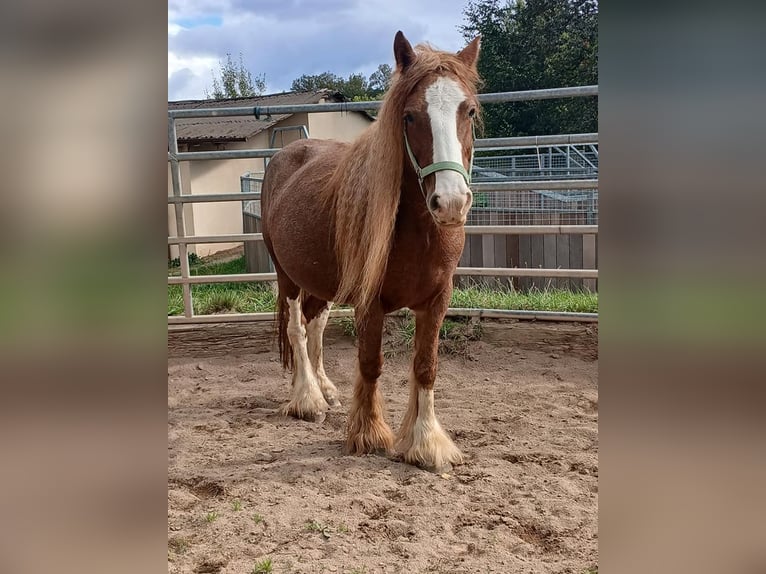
<box><xmin>276</xmin><ymin>290</ymin><xmax>294</xmax><ymax>371</ymax></box>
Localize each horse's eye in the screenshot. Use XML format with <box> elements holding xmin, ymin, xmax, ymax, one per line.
<box><xmin>468</xmin><ymin>108</ymin><xmax>476</xmax><ymax>118</ymax></box>
<box><xmin>404</xmin><ymin>113</ymin><xmax>414</xmax><ymax>124</ymax></box>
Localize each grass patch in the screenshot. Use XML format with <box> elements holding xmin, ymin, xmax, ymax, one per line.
<box><xmin>204</xmin><ymin>511</ymin><xmax>218</xmax><ymax>523</ymax></box>
<box><xmin>168</xmin><ymin>255</ymin><xmax>597</xmax><ymax>316</ymax></box>
<box><xmin>383</xmin><ymin>313</ymin><xmax>483</xmax><ymax>357</ymax></box>
<box><xmin>232</xmin><ymin>499</ymin><xmax>242</xmax><ymax>511</ymax></box>
<box><xmin>253</xmin><ymin>513</ymin><xmax>264</xmax><ymax>524</ymax></box>
<box><xmin>252</xmin><ymin>558</ymin><xmax>273</xmax><ymax>573</ymax></box>
<box><xmin>168</xmin><ymin>536</ymin><xmax>190</xmax><ymax>555</ymax></box>
<box><xmin>305</xmin><ymin>520</ymin><xmax>325</xmax><ymax>532</ymax></box>
<box><xmin>451</xmin><ymin>283</ymin><xmax>597</xmax><ymax>313</ymax></box>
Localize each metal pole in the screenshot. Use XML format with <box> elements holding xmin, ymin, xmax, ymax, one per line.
<box><xmin>167</xmin><ymin>307</ymin><xmax>597</xmax><ymax>325</ymax></box>
<box><xmin>167</xmin><ymin>86</ymin><xmax>599</xmax><ymax>119</ymax></box>
<box><xmin>168</xmin><ymin>117</ymin><xmax>194</xmax><ymax>318</ymax></box>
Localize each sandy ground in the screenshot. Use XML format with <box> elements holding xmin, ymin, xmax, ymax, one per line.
<box><xmin>168</xmin><ymin>321</ymin><xmax>598</xmax><ymax>574</ymax></box>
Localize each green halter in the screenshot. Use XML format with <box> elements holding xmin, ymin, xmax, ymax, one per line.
<box><xmin>403</xmin><ymin>122</ymin><xmax>475</xmax><ymax>198</ymax></box>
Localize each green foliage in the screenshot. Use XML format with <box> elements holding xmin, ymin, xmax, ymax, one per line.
<box><xmin>473</xmin><ymin>192</ymin><xmax>490</xmax><ymax>208</ymax></box>
<box><xmin>305</xmin><ymin>520</ymin><xmax>325</xmax><ymax>532</ymax></box>
<box><xmin>167</xmin><ymin>256</ymin><xmax>597</xmax><ymax>317</ymax></box>
<box><xmin>451</xmin><ymin>283</ymin><xmax>598</xmax><ymax>312</ymax></box>
<box><xmin>368</xmin><ymin>63</ymin><xmax>393</xmax><ymax>96</ymax></box>
<box><xmin>339</xmin><ymin>316</ymin><xmax>357</xmax><ymax>338</ymax></box>
<box><xmin>290</xmin><ymin>63</ymin><xmax>391</xmax><ymax>100</ymax></box>
<box><xmin>461</xmin><ymin>0</ymin><xmax>598</xmax><ymax>136</ymax></box>
<box><xmin>252</xmin><ymin>558</ymin><xmax>273</xmax><ymax>574</ymax></box>
<box><xmin>168</xmin><ymin>252</ymin><xmax>200</xmax><ymax>268</ymax></box>
<box><xmin>207</xmin><ymin>52</ymin><xmax>266</xmax><ymax>99</ymax></box>
<box><xmin>168</xmin><ymin>536</ymin><xmax>190</xmax><ymax>554</ymax></box>
<box><xmin>205</xmin><ymin>511</ymin><xmax>218</xmax><ymax>523</ymax></box>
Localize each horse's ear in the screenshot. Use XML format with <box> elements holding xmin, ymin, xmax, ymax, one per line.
<box><xmin>457</xmin><ymin>36</ymin><xmax>481</xmax><ymax>69</ymax></box>
<box><xmin>394</xmin><ymin>31</ymin><xmax>416</xmax><ymax>71</ymax></box>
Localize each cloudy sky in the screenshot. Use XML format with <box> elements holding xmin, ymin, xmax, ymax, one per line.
<box><xmin>168</xmin><ymin>0</ymin><xmax>473</xmax><ymax>101</ymax></box>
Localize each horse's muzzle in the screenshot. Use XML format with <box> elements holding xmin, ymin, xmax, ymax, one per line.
<box><xmin>429</xmin><ymin>188</ymin><xmax>473</xmax><ymax>226</ymax></box>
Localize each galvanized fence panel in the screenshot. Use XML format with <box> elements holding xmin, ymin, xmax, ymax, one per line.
<box><xmin>168</xmin><ymin>86</ymin><xmax>598</xmax><ymax>325</ymax></box>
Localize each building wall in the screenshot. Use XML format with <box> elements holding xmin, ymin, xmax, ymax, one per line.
<box><xmin>186</xmin><ymin>133</ymin><xmax>271</xmax><ymax>256</ymax></box>
<box><xmin>308</xmin><ymin>111</ymin><xmax>372</xmax><ymax>142</ymax></box>
<box><xmin>167</xmin><ymin>159</ymin><xmax>193</xmax><ymax>260</ymax></box>
<box><xmin>167</xmin><ymin>111</ymin><xmax>372</xmax><ymax>259</ymax></box>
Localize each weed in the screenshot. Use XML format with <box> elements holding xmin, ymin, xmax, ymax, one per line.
<box><xmin>232</xmin><ymin>499</ymin><xmax>242</xmax><ymax>511</ymax></box>
<box><xmin>168</xmin><ymin>536</ymin><xmax>190</xmax><ymax>554</ymax></box>
<box><xmin>305</xmin><ymin>520</ymin><xmax>325</xmax><ymax>532</ymax></box>
<box><xmin>168</xmin><ymin>252</ymin><xmax>200</xmax><ymax>268</ymax></box>
<box><xmin>337</xmin><ymin>523</ymin><xmax>349</xmax><ymax>533</ymax></box>
<box><xmin>252</xmin><ymin>558</ymin><xmax>273</xmax><ymax>573</ymax></box>
<box><xmin>205</xmin><ymin>511</ymin><xmax>218</xmax><ymax>523</ymax></box>
<box><xmin>253</xmin><ymin>513</ymin><xmax>264</xmax><ymax>524</ymax></box>
<box><xmin>197</xmin><ymin>291</ymin><xmax>243</xmax><ymax>314</ymax></box>
<box><xmin>339</xmin><ymin>316</ymin><xmax>357</xmax><ymax>338</ymax></box>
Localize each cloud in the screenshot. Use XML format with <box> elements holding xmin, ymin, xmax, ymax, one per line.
<box><xmin>168</xmin><ymin>0</ymin><xmax>470</xmax><ymax>99</ymax></box>
<box><xmin>168</xmin><ymin>52</ymin><xmax>218</xmax><ymax>100</ymax></box>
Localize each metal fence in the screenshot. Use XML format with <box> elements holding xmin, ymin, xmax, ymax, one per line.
<box><xmin>168</xmin><ymin>85</ymin><xmax>599</xmax><ymax>325</ymax></box>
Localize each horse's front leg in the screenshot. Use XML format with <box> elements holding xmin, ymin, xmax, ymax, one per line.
<box><xmin>396</xmin><ymin>290</ymin><xmax>463</xmax><ymax>472</ymax></box>
<box><xmin>345</xmin><ymin>305</ymin><xmax>394</xmax><ymax>455</ymax></box>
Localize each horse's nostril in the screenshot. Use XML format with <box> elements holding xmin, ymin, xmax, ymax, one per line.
<box><xmin>429</xmin><ymin>194</ymin><xmax>440</xmax><ymax>211</ymax></box>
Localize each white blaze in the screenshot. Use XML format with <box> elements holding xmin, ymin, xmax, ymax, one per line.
<box><xmin>424</xmin><ymin>76</ymin><xmax>470</xmax><ymax>211</ymax></box>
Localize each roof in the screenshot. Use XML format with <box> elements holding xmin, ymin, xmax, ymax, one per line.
<box><xmin>169</xmin><ymin>90</ymin><xmax>352</xmax><ymax>143</ymax></box>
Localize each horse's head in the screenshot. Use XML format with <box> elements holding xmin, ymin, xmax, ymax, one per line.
<box><xmin>394</xmin><ymin>31</ymin><xmax>481</xmax><ymax>227</ymax></box>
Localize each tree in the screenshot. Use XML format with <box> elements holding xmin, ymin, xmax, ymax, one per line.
<box><xmin>368</xmin><ymin>64</ymin><xmax>393</xmax><ymax>97</ymax></box>
<box><xmin>461</xmin><ymin>0</ymin><xmax>598</xmax><ymax>137</ymax></box>
<box><xmin>206</xmin><ymin>52</ymin><xmax>267</xmax><ymax>99</ymax></box>
<box><xmin>291</xmin><ymin>71</ymin><xmax>345</xmax><ymax>93</ymax></box>
<box><xmin>290</xmin><ymin>66</ymin><xmax>390</xmax><ymax>100</ymax></box>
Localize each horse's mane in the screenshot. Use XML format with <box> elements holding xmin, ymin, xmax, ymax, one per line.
<box><xmin>326</xmin><ymin>44</ymin><xmax>480</xmax><ymax>317</ymax></box>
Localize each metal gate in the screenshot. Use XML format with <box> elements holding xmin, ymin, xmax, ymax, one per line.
<box><xmin>168</xmin><ymin>86</ymin><xmax>598</xmax><ymax>325</ymax></box>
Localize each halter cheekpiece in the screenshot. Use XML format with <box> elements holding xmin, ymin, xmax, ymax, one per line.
<box><xmin>403</xmin><ymin>121</ymin><xmax>476</xmax><ymax>199</ymax></box>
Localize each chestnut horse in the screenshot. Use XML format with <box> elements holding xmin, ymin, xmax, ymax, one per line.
<box><xmin>261</xmin><ymin>31</ymin><xmax>481</xmax><ymax>472</ymax></box>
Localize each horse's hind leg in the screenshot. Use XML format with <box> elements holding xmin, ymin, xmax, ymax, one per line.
<box><xmin>278</xmin><ymin>282</ymin><xmax>328</xmax><ymax>423</ymax></box>
<box><xmin>302</xmin><ymin>295</ymin><xmax>341</xmax><ymax>407</ymax></box>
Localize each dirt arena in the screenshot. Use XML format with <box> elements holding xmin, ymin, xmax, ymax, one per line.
<box><xmin>168</xmin><ymin>320</ymin><xmax>598</xmax><ymax>574</ymax></box>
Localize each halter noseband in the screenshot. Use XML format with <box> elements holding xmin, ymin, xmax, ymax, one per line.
<box><xmin>403</xmin><ymin>122</ymin><xmax>476</xmax><ymax>199</ymax></box>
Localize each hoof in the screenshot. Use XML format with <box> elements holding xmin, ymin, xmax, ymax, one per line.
<box><xmin>419</xmin><ymin>461</ymin><xmax>453</xmax><ymax>474</ymax></box>
<box><xmin>345</xmin><ymin>421</ymin><xmax>394</xmax><ymax>456</ymax></box>
<box><xmin>280</xmin><ymin>402</ymin><xmax>326</xmax><ymax>424</ymax></box>
<box><xmin>325</xmin><ymin>396</ymin><xmax>342</xmax><ymax>408</ymax></box>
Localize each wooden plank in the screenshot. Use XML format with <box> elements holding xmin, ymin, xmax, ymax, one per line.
<box><xmin>530</xmin><ymin>235</ymin><xmax>544</xmax><ymax>290</ymax></box>
<box><xmin>493</xmin><ymin>233</ymin><xmax>507</xmax><ymax>288</ymax></box>
<box><xmin>518</xmin><ymin>234</ymin><xmax>531</xmax><ymax>291</ymax></box>
<box><xmin>482</xmin><ymin>233</ymin><xmax>495</xmax><ymax>270</ymax></box>
<box><xmin>470</xmin><ymin>233</ymin><xmax>484</xmax><ymax>286</ymax></box>
<box><xmin>595</xmin><ymin>235</ymin><xmax>599</xmax><ymax>292</ymax></box>
<box><xmin>583</xmin><ymin>234</ymin><xmax>597</xmax><ymax>292</ymax></box>
<box><xmin>457</xmin><ymin>234</ymin><xmax>470</xmax><ymax>288</ymax></box>
<box><xmin>556</xmin><ymin>234</ymin><xmax>570</xmax><ymax>290</ymax></box>
<box><xmin>569</xmin><ymin>234</ymin><xmax>584</xmax><ymax>291</ymax></box>
<box><xmin>506</xmin><ymin>233</ymin><xmax>520</xmax><ymax>290</ymax></box>
<box><xmin>489</xmin><ymin>212</ymin><xmax>504</xmax><ymax>288</ymax></box>
<box><xmin>543</xmin><ymin>234</ymin><xmax>557</xmax><ymax>291</ymax></box>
